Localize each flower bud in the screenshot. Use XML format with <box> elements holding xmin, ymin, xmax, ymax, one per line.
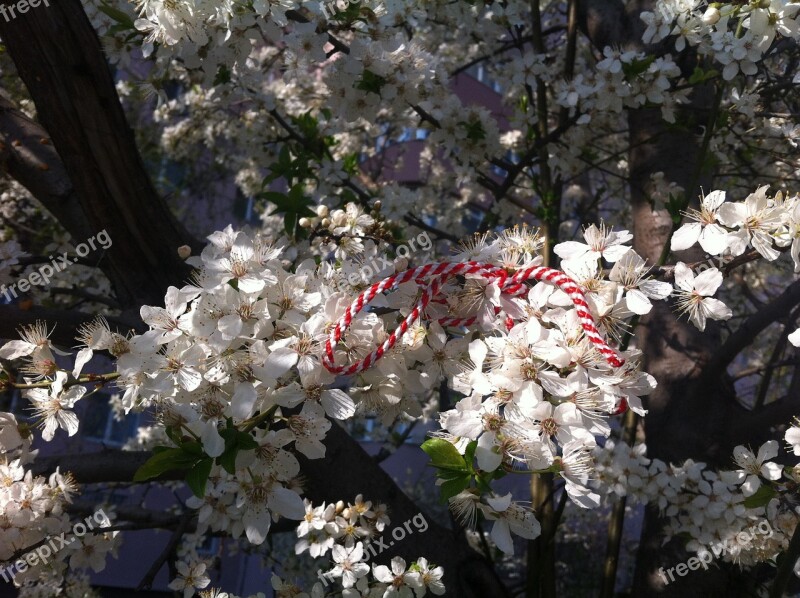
<box><xmin>316</xmin><ymin>204</ymin><xmax>329</xmax><ymax>218</ymax></box>
<box><xmin>372</xmin><ymin>200</ymin><xmax>382</xmax><ymax>211</ymax></box>
<box><xmin>335</xmin><ymin>500</ymin><xmax>345</xmax><ymax>513</ymax></box>
<box><xmin>702</xmin><ymin>6</ymin><xmax>720</xmax><ymax>24</ymax></box>
<box><xmin>321</xmin><ymin>217</ymin><xmax>331</xmax><ymax>228</ymax></box>
<box><xmin>177</xmin><ymin>245</ymin><xmax>192</xmax><ymax>260</ymax></box>
<box><xmin>331</xmin><ymin>210</ymin><xmax>347</xmax><ymax>227</ymax></box>
<box><xmin>299</xmin><ymin>217</ymin><xmax>312</xmax><ymax>228</ymax></box>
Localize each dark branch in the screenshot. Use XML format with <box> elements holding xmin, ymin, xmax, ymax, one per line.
<box><xmin>0</xmin><ymin>0</ymin><xmax>200</xmax><ymax>307</ymax></box>
<box><xmin>694</xmin><ymin>278</ymin><xmax>800</xmax><ymax>391</ymax></box>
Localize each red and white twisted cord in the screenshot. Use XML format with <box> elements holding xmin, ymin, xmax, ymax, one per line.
<box><xmin>322</xmin><ymin>261</ymin><xmax>625</xmax><ymax>376</ymax></box>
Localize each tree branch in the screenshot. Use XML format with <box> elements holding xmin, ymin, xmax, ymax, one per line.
<box><xmin>576</xmin><ymin>0</ymin><xmax>632</xmax><ymax>49</ymax></box>
<box><xmin>694</xmin><ymin>278</ymin><xmax>800</xmax><ymax>392</ymax></box>
<box><xmin>0</xmin><ymin>0</ymin><xmax>201</xmax><ymax>307</ymax></box>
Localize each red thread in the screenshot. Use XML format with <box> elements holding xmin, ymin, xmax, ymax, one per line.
<box><xmin>322</xmin><ymin>262</ymin><xmax>625</xmax><ymax>375</ymax></box>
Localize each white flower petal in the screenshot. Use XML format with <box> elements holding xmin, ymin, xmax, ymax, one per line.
<box><xmin>670</xmin><ymin>223</ymin><xmax>702</xmax><ymax>251</ymax></box>
<box><xmin>757</xmin><ymin>440</ymin><xmax>779</xmax><ymax>462</ymax></box>
<box><xmin>321</xmin><ymin>389</ymin><xmax>356</xmax><ymax>420</ymax></box>
<box><xmin>231</xmin><ymin>382</ymin><xmax>258</xmax><ymax>420</ymax></box>
<box><xmin>702</xmin><ymin>297</ymin><xmax>732</xmax><ymax>321</ymax></box>
<box><xmin>703</xmin><ymin>190</ymin><xmax>726</xmax><ymax>210</ymax></box>
<box><xmin>553</xmin><ymin>241</ymin><xmax>589</xmax><ymax>260</ymax></box>
<box><xmin>269</xmin><ymin>486</ymin><xmax>305</xmax><ymax>520</ymax></box>
<box><xmin>72</xmin><ymin>348</ymin><xmax>93</xmax><ymax>378</ymax></box>
<box><xmin>0</xmin><ymin>340</ymin><xmax>34</xmax><ymax>360</ymax></box>
<box><xmin>693</xmin><ymin>268</ymin><xmax>723</xmax><ymax>296</ymax></box>
<box><xmin>491</xmin><ymin>519</ymin><xmax>514</xmax><ymax>555</ymax></box>
<box><xmin>787</xmin><ymin>328</ymin><xmax>800</xmax><ymax>347</ymax></box>
<box><xmin>625</xmin><ymin>289</ymin><xmax>654</xmax><ymax>315</ymax></box>
<box><xmin>476</xmin><ymin>433</ymin><xmax>503</xmax><ymax>472</ymax></box>
<box><xmin>698</xmin><ymin>224</ymin><xmax>731</xmax><ymax>255</ymax></box>
<box><xmin>263</xmin><ymin>347</ymin><xmax>299</xmax><ymax>377</ymax></box>
<box><xmin>200</xmin><ymin>422</ymin><xmax>225</xmax><ymax>458</ymax></box>
<box><xmin>673</xmin><ymin>262</ymin><xmax>695</xmax><ymax>292</ymax></box>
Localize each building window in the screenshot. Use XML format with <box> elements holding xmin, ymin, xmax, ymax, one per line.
<box><xmin>82</xmin><ymin>393</ymin><xmax>140</xmax><ymax>446</ymax></box>
<box><xmin>396</xmin><ymin>127</ymin><xmax>430</xmax><ymax>143</ymax></box>
<box><xmin>465</xmin><ymin>64</ymin><xmax>503</xmax><ymax>93</ymax></box>
<box><xmin>197</xmin><ymin>537</ymin><xmax>221</xmax><ymax>557</ymax></box>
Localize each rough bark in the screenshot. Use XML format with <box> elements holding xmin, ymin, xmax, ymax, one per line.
<box><xmin>0</xmin><ymin>3</ymin><xmax>509</xmax><ymax>596</ymax></box>
<box><xmin>575</xmin><ymin>0</ymin><xmax>775</xmax><ymax>594</ymax></box>
<box><xmin>0</xmin><ymin>0</ymin><xmax>199</xmax><ymax>308</ymax></box>
<box><xmin>628</xmin><ymin>103</ymin><xmax>740</xmax><ymax>597</ymax></box>
<box><xmin>0</xmin><ymin>94</ymin><xmax>94</xmax><ymax>244</ymax></box>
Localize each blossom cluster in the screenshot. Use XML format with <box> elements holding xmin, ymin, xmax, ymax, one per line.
<box><xmin>592</xmin><ymin>429</ymin><xmax>800</xmax><ymax>574</ymax></box>
<box><xmin>294</xmin><ymin>494</ymin><xmax>391</xmax><ymax>559</ymax></box>
<box><xmin>67</xmin><ymin>0</ymin><xmax>800</xmax><ymax>262</ymax></box>
<box><xmin>642</xmin><ymin>1</ymin><xmax>800</xmax><ymax>81</ymax></box>
<box><xmin>0</xmin><ymin>208</ymin><xmax>734</xmax><ymax>561</ymax></box>
<box><xmin>0</xmin><ymin>412</ymin><xmax>119</xmax><ymax>589</ymax></box>
<box><xmin>669</xmin><ymin>186</ymin><xmax>800</xmax><ymax>333</ymax></box>
<box><xmin>2</xmin><ymin>183</ymin><xmax>799</xmax><ymax>583</ymax></box>
<box><xmin>293</xmin><ymin>495</ymin><xmax>444</xmax><ymax>598</ymax></box>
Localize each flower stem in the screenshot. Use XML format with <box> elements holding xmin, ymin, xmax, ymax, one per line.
<box><xmin>769</xmin><ymin>517</ymin><xmax>800</xmax><ymax>598</ymax></box>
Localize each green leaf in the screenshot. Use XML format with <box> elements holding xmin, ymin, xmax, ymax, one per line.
<box><xmin>165</xmin><ymin>426</ymin><xmax>183</xmax><ymax>446</ymax></box>
<box><xmin>214</xmin><ymin>65</ymin><xmax>232</xmax><ymax>86</ymax></box>
<box><xmin>356</xmin><ymin>69</ymin><xmax>386</xmax><ymax>94</ymax></box>
<box><xmin>284</xmin><ymin>211</ymin><xmax>299</xmax><ymax>236</ymax></box>
<box><xmin>475</xmin><ymin>471</ymin><xmax>495</xmax><ymax>493</ymax></box>
<box><xmin>133</xmin><ymin>449</ymin><xmax>195</xmax><ymax>482</ymax></box>
<box><xmin>236</xmin><ymin>431</ymin><xmax>259</xmax><ymax>450</ymax></box>
<box><xmin>186</xmin><ymin>458</ymin><xmax>213</xmax><ymax>498</ymax></box>
<box><xmin>439</xmin><ymin>474</ymin><xmax>471</xmax><ymax>503</ymax></box>
<box><xmin>665</xmin><ymin>192</ymin><xmax>686</xmax><ymax>225</ymax></box>
<box><xmin>743</xmin><ymin>484</ymin><xmax>776</xmax><ymax>509</ymax></box>
<box><xmin>342</xmin><ymin>153</ymin><xmax>359</xmax><ymax>175</ymax></box>
<box><xmin>181</xmin><ymin>441</ymin><xmax>204</xmax><ymax>457</ymax></box>
<box><xmin>421</xmin><ymin>438</ymin><xmax>468</xmax><ymax>471</ymax></box>
<box><xmin>97</xmin><ymin>2</ymin><xmax>136</xmax><ymax>30</ymax></box>
<box><xmin>324</xmin><ymin>1</ymin><xmax>363</xmax><ymax>23</ymax></box>
<box><xmin>622</xmin><ymin>55</ymin><xmax>655</xmax><ymax>80</ymax></box>
<box><xmin>464</xmin><ymin>440</ymin><xmax>478</xmax><ymax>472</ymax></box>
<box><xmin>217</xmin><ymin>448</ymin><xmax>238</xmax><ymax>475</ymax></box>
<box><xmin>688</xmin><ymin>66</ymin><xmax>719</xmax><ymax>85</ymax></box>
<box><xmin>292</xmin><ymin>111</ymin><xmax>320</xmax><ymax>140</ymax></box>
<box><xmin>462</xmin><ymin>119</ymin><xmax>486</xmax><ymax>142</ymax></box>
<box><xmin>438</xmin><ymin>469</ymin><xmax>472</xmax><ymax>481</ymax></box>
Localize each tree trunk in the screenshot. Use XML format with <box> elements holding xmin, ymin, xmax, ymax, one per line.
<box><xmin>0</xmin><ymin>0</ymin><xmax>198</xmax><ymax>308</ymax></box>
<box><xmin>627</xmin><ymin>91</ymin><xmax>745</xmax><ymax>596</ymax></box>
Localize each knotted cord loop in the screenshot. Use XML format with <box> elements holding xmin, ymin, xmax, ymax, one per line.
<box><xmin>322</xmin><ymin>261</ymin><xmax>625</xmax><ymax>375</ymax></box>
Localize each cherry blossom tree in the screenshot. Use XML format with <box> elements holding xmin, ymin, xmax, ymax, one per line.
<box><xmin>1</xmin><ymin>0</ymin><xmax>800</xmax><ymax>597</ymax></box>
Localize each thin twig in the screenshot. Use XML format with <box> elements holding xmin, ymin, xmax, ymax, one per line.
<box><xmin>136</xmin><ymin>511</ymin><xmax>194</xmax><ymax>591</ymax></box>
